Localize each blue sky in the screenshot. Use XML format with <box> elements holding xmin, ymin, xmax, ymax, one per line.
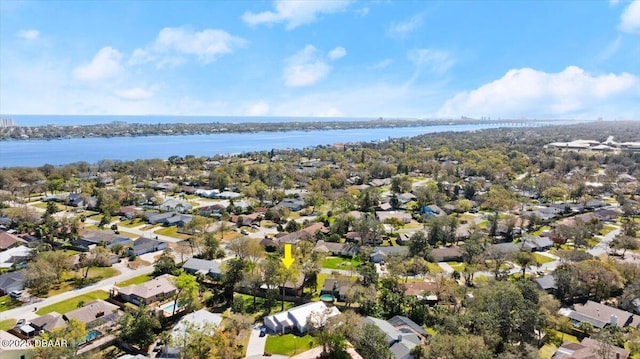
<box><xmin>1</xmin><ymin>0</ymin><xmax>639</xmax><ymax>120</ymax></box>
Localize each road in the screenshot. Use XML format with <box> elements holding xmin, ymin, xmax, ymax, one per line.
<box><xmin>245</xmin><ymin>324</ymin><xmax>268</xmax><ymax>358</ymax></box>
<box><xmin>588</xmin><ymin>226</ymin><xmax>621</xmax><ymax>256</ymax></box>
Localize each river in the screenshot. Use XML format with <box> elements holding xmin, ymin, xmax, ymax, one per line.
<box><xmin>0</xmin><ymin>123</ymin><xmax>544</xmax><ymax>167</ymax></box>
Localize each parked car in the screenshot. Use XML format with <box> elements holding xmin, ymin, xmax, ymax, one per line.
<box><xmin>240</xmin><ymin>229</ymin><xmax>249</xmax><ymax>235</ymax></box>
<box><xmin>15</xmin><ymin>319</ymin><xmax>25</xmax><ymax>327</ymax></box>
<box><xmin>9</xmin><ymin>290</ymin><xmax>22</xmax><ymax>299</ymax></box>
<box><xmin>259</xmin><ymin>327</ymin><xmax>267</xmax><ymax>337</ymax></box>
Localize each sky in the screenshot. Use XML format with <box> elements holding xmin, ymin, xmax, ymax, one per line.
<box><xmin>1</xmin><ymin>0</ymin><xmax>639</xmax><ymax>120</ymax></box>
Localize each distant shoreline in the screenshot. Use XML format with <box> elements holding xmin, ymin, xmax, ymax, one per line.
<box><xmin>0</xmin><ymin>118</ymin><xmax>573</xmax><ymax>141</ymax></box>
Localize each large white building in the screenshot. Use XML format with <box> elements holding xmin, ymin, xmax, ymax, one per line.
<box><xmin>264</xmin><ymin>302</ymin><xmax>340</xmax><ymax>334</ymax></box>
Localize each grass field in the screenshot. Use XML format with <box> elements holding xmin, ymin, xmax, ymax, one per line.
<box><xmin>46</xmin><ymin>267</ymin><xmax>120</xmax><ymax>297</ymax></box>
<box><xmin>154</xmin><ymin>226</ymin><xmax>191</xmax><ymax>240</ymax></box>
<box><xmin>0</xmin><ymin>318</ymin><xmax>16</xmax><ymax>331</ymax></box>
<box><xmin>533</xmin><ymin>253</ymin><xmax>555</xmax><ymax>265</ymax></box>
<box><xmin>321</xmin><ymin>256</ymin><xmax>361</xmax><ymax>270</ymax></box>
<box><xmin>118</xmin><ymin>218</ymin><xmax>146</xmax><ymax>228</ymax></box>
<box><xmin>427</xmin><ymin>262</ymin><xmax>443</xmax><ymax>273</ymax></box>
<box><xmin>532</xmin><ymin>226</ymin><xmax>551</xmax><ymax>236</ymax></box>
<box><xmin>0</xmin><ymin>295</ymin><xmax>22</xmax><ymax>312</ymax></box>
<box><xmin>36</xmin><ymin>290</ymin><xmax>110</xmax><ymax>315</ymax></box>
<box><xmin>538</xmin><ymin>343</ymin><xmax>558</xmax><ymax>359</ymax></box>
<box><xmin>117</xmin><ymin>273</ymin><xmax>154</xmax><ymax>287</ymax></box>
<box><xmin>446</xmin><ymin>261</ymin><xmax>466</xmax><ymax>272</ymax></box>
<box><xmin>264</xmin><ymin>334</ymin><xmax>318</xmax><ymax>356</ymax></box>
<box><xmin>600</xmin><ymin>224</ymin><xmax>618</xmax><ymax>236</ymax></box>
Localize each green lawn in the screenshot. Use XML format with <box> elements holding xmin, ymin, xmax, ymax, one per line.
<box><xmin>0</xmin><ymin>318</ymin><xmax>16</xmax><ymax>331</ymax></box>
<box><xmin>533</xmin><ymin>253</ymin><xmax>554</xmax><ymax>265</ymax></box>
<box><xmin>117</xmin><ymin>273</ymin><xmax>154</xmax><ymax>287</ymax></box>
<box><xmin>0</xmin><ymin>295</ymin><xmax>22</xmax><ymax>312</ymax></box>
<box><xmin>539</xmin><ymin>343</ymin><xmax>558</xmax><ymax>359</ymax></box>
<box><xmin>118</xmin><ymin>218</ymin><xmax>146</xmax><ymax>228</ymax></box>
<box><xmin>446</xmin><ymin>261</ymin><xmax>466</xmax><ymax>272</ymax></box>
<box><xmin>532</xmin><ymin>226</ymin><xmax>551</xmax><ymax>236</ymax></box>
<box><xmin>154</xmin><ymin>226</ymin><xmax>191</xmax><ymax>240</ymax></box>
<box><xmin>31</xmin><ymin>201</ymin><xmax>49</xmax><ymax>209</ymax></box>
<box><xmin>427</xmin><ymin>262</ymin><xmax>443</xmax><ymax>273</ymax></box>
<box><xmin>600</xmin><ymin>224</ymin><xmax>617</xmax><ymax>236</ymax></box>
<box><xmin>265</xmin><ymin>334</ymin><xmax>318</xmax><ymax>356</ymax></box>
<box><xmin>46</xmin><ymin>267</ymin><xmax>120</xmax><ymax>297</ymax></box>
<box><xmin>36</xmin><ymin>290</ymin><xmax>110</xmax><ymax>315</ymax></box>
<box><xmin>322</xmin><ymin>256</ymin><xmax>361</xmax><ymax>270</ymax></box>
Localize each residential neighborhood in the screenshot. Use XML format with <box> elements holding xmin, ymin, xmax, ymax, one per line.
<box><xmin>0</xmin><ymin>121</ymin><xmax>639</xmax><ymax>359</ymax></box>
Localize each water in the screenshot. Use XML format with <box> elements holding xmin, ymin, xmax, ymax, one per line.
<box><xmin>163</xmin><ymin>302</ymin><xmax>180</xmax><ymax>313</ymax></box>
<box><xmin>85</xmin><ymin>329</ymin><xmax>101</xmax><ymax>342</ymax></box>
<box><xmin>0</xmin><ymin>122</ymin><xmax>548</xmax><ymax>167</ymax></box>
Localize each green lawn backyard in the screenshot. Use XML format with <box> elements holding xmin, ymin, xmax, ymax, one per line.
<box><xmin>264</xmin><ymin>334</ymin><xmax>318</xmax><ymax>356</ymax></box>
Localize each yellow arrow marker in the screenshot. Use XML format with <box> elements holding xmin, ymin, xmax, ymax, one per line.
<box><xmin>282</xmin><ymin>243</ymin><xmax>295</xmax><ymax>268</ymax></box>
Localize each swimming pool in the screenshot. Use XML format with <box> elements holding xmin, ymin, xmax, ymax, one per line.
<box><xmin>163</xmin><ymin>302</ymin><xmax>181</xmax><ymax>313</ymax></box>
<box><xmin>85</xmin><ymin>329</ymin><xmax>101</xmax><ymax>342</ymax></box>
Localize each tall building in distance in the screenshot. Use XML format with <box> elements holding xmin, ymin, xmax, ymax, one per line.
<box><xmin>0</xmin><ymin>118</ymin><xmax>16</xmax><ymax>128</ymax></box>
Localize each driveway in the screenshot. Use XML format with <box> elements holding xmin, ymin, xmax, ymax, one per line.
<box><xmin>588</xmin><ymin>227</ymin><xmax>621</xmax><ymax>257</ymax></box>
<box><xmin>245</xmin><ymin>324</ymin><xmax>268</xmax><ymax>358</ymax></box>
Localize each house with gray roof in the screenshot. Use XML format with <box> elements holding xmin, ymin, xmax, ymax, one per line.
<box><xmin>118</xmin><ymin>274</ymin><xmax>177</xmax><ymax>306</ymax></box>
<box><xmin>370</xmin><ymin>246</ymin><xmax>409</xmax><ymax>263</ymax></box>
<box><xmin>182</xmin><ymin>258</ymin><xmax>223</xmax><ymax>280</ymax></box>
<box><xmin>159</xmin><ymin>199</ymin><xmax>192</xmax><ymax>213</ymax></box>
<box><xmin>364</xmin><ymin>316</ymin><xmax>422</xmax><ymax>359</ymax></box>
<box><xmin>29</xmin><ymin>312</ymin><xmax>67</xmax><ymax>333</ymax></box>
<box><xmin>63</xmin><ymin>299</ymin><xmax>121</xmax><ymax>329</ymax></box>
<box><xmin>128</xmin><ymin>237</ymin><xmax>168</xmax><ymax>256</ymax></box>
<box><xmin>0</xmin><ymin>270</ymin><xmax>24</xmax><ymax>295</ymax></box>
<box><xmin>535</xmin><ymin>274</ymin><xmax>557</xmax><ymax>294</ymax></box>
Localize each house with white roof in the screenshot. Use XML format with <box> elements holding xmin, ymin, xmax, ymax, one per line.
<box><xmin>263</xmin><ymin>301</ymin><xmax>340</xmax><ymax>334</ymax></box>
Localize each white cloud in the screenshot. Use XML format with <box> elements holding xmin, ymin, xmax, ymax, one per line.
<box><xmin>130</xmin><ymin>27</ymin><xmax>246</xmax><ymax>67</ymax></box>
<box><xmin>437</xmin><ymin>66</ymin><xmax>639</xmax><ymax>119</ymax></box>
<box><xmin>387</xmin><ymin>13</ymin><xmax>423</xmax><ymax>38</ymax></box>
<box><xmin>245</xmin><ymin>100</ymin><xmax>270</xmax><ymax>116</ymax></box>
<box><xmin>597</xmin><ymin>36</ymin><xmax>622</xmax><ymax>62</ymax></box>
<box><xmin>368</xmin><ymin>58</ymin><xmax>394</xmax><ymax>70</ymax></box>
<box><xmin>328</xmin><ymin>46</ymin><xmax>347</xmax><ymax>61</ymax></box>
<box><xmin>408</xmin><ymin>49</ymin><xmax>456</xmax><ymax>75</ymax></box>
<box><xmin>242</xmin><ymin>0</ymin><xmax>353</xmax><ymax>30</ymax></box>
<box><xmin>618</xmin><ymin>0</ymin><xmax>640</xmax><ymax>33</ymax></box>
<box><xmin>283</xmin><ymin>45</ymin><xmax>332</xmax><ymax>87</ymax></box>
<box><xmin>115</xmin><ymin>87</ymin><xmax>154</xmax><ymax>100</ymax></box>
<box><xmin>17</xmin><ymin>29</ymin><xmax>39</xmax><ymax>40</ymax></box>
<box><xmin>72</xmin><ymin>46</ymin><xmax>123</xmax><ymax>82</ymax></box>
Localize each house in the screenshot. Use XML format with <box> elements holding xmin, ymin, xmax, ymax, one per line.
<box><xmin>216</xmin><ymin>191</ymin><xmax>243</xmax><ymax>200</ymax></box>
<box><xmin>29</xmin><ymin>312</ymin><xmax>67</xmax><ymax>333</ymax></box>
<box><xmin>159</xmin><ymin>199</ymin><xmax>193</xmax><ymax>213</ymax></box>
<box><xmin>397</xmin><ymin>193</ymin><xmax>417</xmax><ymax>204</ymax></box>
<box><xmin>400</xmin><ymin>281</ymin><xmax>438</xmax><ymax>303</ymax></box>
<box><xmin>264</xmin><ymin>302</ymin><xmax>340</xmax><ymax>334</ymax></box>
<box><xmin>431</xmin><ymin>246</ymin><xmax>463</xmax><ymax>262</ymax></box>
<box><xmin>118</xmin><ymin>205</ymin><xmax>140</xmax><ymax>219</ymax></box>
<box><xmin>147</xmin><ymin>212</ymin><xmax>192</xmax><ymax>227</ymax></box>
<box><xmin>376</xmin><ymin>211</ymin><xmax>412</xmax><ymax>224</ymax></box>
<box><xmin>127</xmin><ymin>237</ymin><xmax>168</xmax><ymax>256</ymax></box>
<box><xmin>0</xmin><ymin>231</ymin><xmax>23</xmax><ymax>250</ymax></box>
<box><xmin>302</xmin><ymin>222</ymin><xmax>329</xmax><ymax>236</ymax></box>
<box><xmin>67</xmin><ymin>193</ymin><xmax>97</xmax><ymax>208</ymax></box>
<box><xmin>396</xmin><ymin>233</ymin><xmax>411</xmax><ymax>246</ymax></box>
<box><xmin>552</xmin><ymin>337</ymin><xmax>629</xmax><ymax>359</ymax></box>
<box><xmin>194</xmin><ymin>189</ymin><xmax>220</xmax><ymax>198</ymax></box>
<box><xmin>182</xmin><ymin>258</ymin><xmax>223</xmax><ymax>280</ymax></box>
<box><xmin>377</xmin><ymin>202</ymin><xmax>393</xmax><ymax>211</ymax></box>
<box><xmin>490</xmin><ymin>242</ymin><xmax>520</xmax><ymax>254</ymax></box>
<box><xmin>387</xmin><ymin>315</ymin><xmax>429</xmax><ymax>340</ymax></box>
<box><xmin>420</xmin><ymin>205</ymin><xmax>445</xmax><ymax>217</ymax></box>
<box><xmin>535</xmin><ymin>274</ymin><xmax>557</xmax><ymax>294</ymax></box>
<box><xmin>313</xmin><ymin>240</ymin><xmax>358</xmax><ymax>257</ymax></box>
<box><xmin>320</xmin><ymin>278</ymin><xmax>352</xmax><ymax>301</ymax></box>
<box><xmin>118</xmin><ymin>274</ymin><xmax>177</xmax><ymax>306</ymax></box>
<box><xmin>521</xmin><ymin>236</ymin><xmax>554</xmax><ymax>252</ymax></box>
<box><xmin>0</xmin><ymin>246</ymin><xmax>32</xmax><ymax>268</ymax></box>
<box><xmin>73</xmin><ymin>230</ymin><xmax>133</xmax><ymax>250</ymax></box>
<box><xmin>278</xmin><ymin>198</ymin><xmax>306</xmax><ymax>212</ymax></box>
<box><xmin>364</xmin><ymin>316</ymin><xmax>422</xmax><ymax>359</ymax></box>
<box><xmin>171</xmin><ymin>309</ymin><xmax>222</xmax><ymax>347</ymax></box>
<box><xmin>63</xmin><ymin>299</ymin><xmax>121</xmax><ymax>328</ymax></box>
<box><xmin>370</xmin><ymin>246</ymin><xmax>409</xmax><ymax>263</ymax></box>
<box><xmin>570</xmin><ymin>301</ymin><xmax>640</xmax><ymax>328</ymax></box>
<box><xmin>0</xmin><ymin>270</ymin><xmax>24</xmax><ymax>295</ymax></box>
<box><xmin>0</xmin><ymin>330</ymin><xmax>34</xmax><ymax>359</ymax></box>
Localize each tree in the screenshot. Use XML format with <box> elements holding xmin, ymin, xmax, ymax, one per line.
<box><xmin>222</xmin><ymin>258</ymin><xmax>245</xmax><ymax>305</ymax></box>
<box><xmin>172</xmin><ymin>322</ymin><xmax>216</xmax><ymax>359</ymax></box>
<box><xmin>40</xmin><ymin>251</ymin><xmax>72</xmax><ymax>283</ymax></box>
<box><xmin>358</xmin><ymin>262</ymin><xmax>379</xmax><ymax>287</ymax></box>
<box><xmin>512</xmin><ymin>251</ymin><xmax>536</xmax><ymax>277</ymax></box>
<box><xmin>408</xmin><ymin>231</ymin><xmax>431</xmax><ymax>259</ymax></box>
<box><xmin>610</xmin><ymin>234</ymin><xmax>639</xmax><ymax>258</ymax></box>
<box><xmin>228</xmin><ymin>236</ymin><xmax>264</xmax><ymax>265</ymax></box>
<box><xmin>153</xmin><ymin>250</ymin><xmax>180</xmax><ymax>276</ymax></box>
<box><xmin>172</xmin><ymin>273</ymin><xmax>200</xmax><ymax>316</ymax></box>
<box><xmin>34</xmin><ymin>318</ymin><xmax>87</xmax><ymax>358</ymax></box>
<box><xmin>119</xmin><ymin>306</ymin><xmax>161</xmax><ymax>350</ymax></box>
<box><xmin>24</xmin><ymin>256</ymin><xmax>56</xmax><ymax>295</ymax></box>
<box><xmin>421</xmin><ymin>334</ymin><xmax>493</xmax><ymax>359</ymax></box>
<box><xmin>351</xmin><ymin>323</ymin><xmax>393</xmax><ymax>359</ymax></box>
<box><xmin>483</xmin><ymin>185</ymin><xmax>517</xmax><ymax>212</ymax></box>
